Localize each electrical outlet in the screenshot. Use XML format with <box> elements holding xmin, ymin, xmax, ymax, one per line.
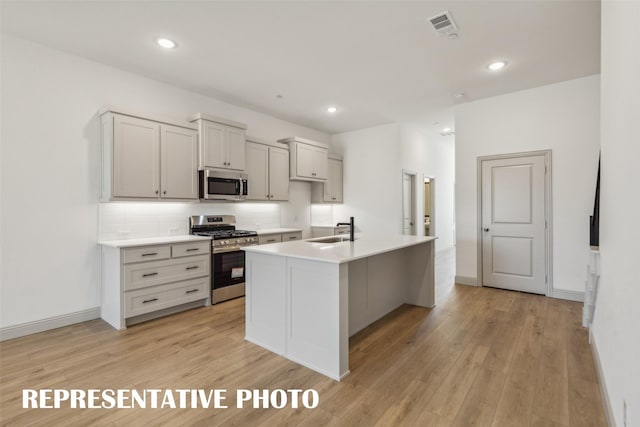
<box><xmin>623</xmin><ymin>400</ymin><xmax>627</xmax><ymax>427</ymax></box>
<box><xmin>168</xmin><ymin>227</ymin><xmax>179</xmax><ymax>235</ymax></box>
<box><xmin>117</xmin><ymin>230</ymin><xmax>130</xmax><ymax>239</ymax></box>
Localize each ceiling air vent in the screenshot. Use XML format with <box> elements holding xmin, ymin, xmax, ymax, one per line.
<box><xmin>428</xmin><ymin>11</ymin><xmax>458</xmax><ymax>37</ymax></box>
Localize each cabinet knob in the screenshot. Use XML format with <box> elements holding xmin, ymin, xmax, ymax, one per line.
<box><xmin>270</xmin><ymin>194</ymin><xmax>274</xmax><ymax>198</ymax></box>
<box><xmin>266</xmin><ymin>195</ymin><xmax>270</xmax><ymax>199</ymax></box>
<box><xmin>163</xmin><ymin>190</ymin><xmax>166</xmax><ymax>195</ymax></box>
<box><xmin>155</xmin><ymin>190</ymin><xmax>159</xmax><ymax>194</ymax></box>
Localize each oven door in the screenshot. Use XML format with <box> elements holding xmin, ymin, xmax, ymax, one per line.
<box><xmin>211</xmin><ymin>249</ymin><xmax>246</xmax><ymax>303</ymax></box>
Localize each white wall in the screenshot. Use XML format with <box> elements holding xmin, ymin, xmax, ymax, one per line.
<box><xmin>330</xmin><ymin>124</ymin><xmax>402</xmax><ymax>235</ymax></box>
<box><xmin>592</xmin><ymin>2</ymin><xmax>640</xmax><ymax>426</ymax></box>
<box><xmin>0</xmin><ymin>35</ymin><xmax>329</xmax><ymax>329</ymax></box>
<box><xmin>454</xmin><ymin>75</ymin><xmax>600</xmax><ymax>293</ymax></box>
<box><xmin>328</xmin><ymin>123</ymin><xmax>455</xmax><ymax>253</ymax></box>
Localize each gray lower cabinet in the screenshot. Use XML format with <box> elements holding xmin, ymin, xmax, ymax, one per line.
<box><xmin>258</xmin><ymin>231</ymin><xmax>302</xmax><ymax>245</ymax></box>
<box><xmin>101</xmin><ymin>240</ymin><xmax>211</xmax><ymax>330</ymax></box>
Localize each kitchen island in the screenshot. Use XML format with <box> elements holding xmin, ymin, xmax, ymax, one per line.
<box><xmin>242</xmin><ymin>234</ymin><xmax>436</xmax><ymax>380</ymax></box>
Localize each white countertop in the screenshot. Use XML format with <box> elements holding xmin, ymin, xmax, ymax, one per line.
<box><xmin>256</xmin><ymin>228</ymin><xmax>303</xmax><ymax>235</ymax></box>
<box><xmin>98</xmin><ymin>235</ymin><xmax>211</xmax><ymax>248</ymax></box>
<box><xmin>311</xmin><ymin>225</ymin><xmax>349</xmax><ymax>229</ymax></box>
<box><xmin>243</xmin><ymin>234</ymin><xmax>436</xmax><ymax>264</ymax></box>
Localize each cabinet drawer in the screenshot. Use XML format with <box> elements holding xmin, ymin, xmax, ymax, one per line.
<box><xmin>124</xmin><ymin>254</ymin><xmax>210</xmax><ymax>291</ymax></box>
<box><xmin>123</xmin><ymin>245</ymin><xmax>171</xmax><ymax>264</ymax></box>
<box><xmin>259</xmin><ymin>234</ymin><xmax>282</xmax><ymax>245</ymax></box>
<box><xmin>125</xmin><ymin>277</ymin><xmax>209</xmax><ymax>318</ymax></box>
<box><xmin>172</xmin><ymin>241</ymin><xmax>210</xmax><ymax>258</ymax></box>
<box><xmin>282</xmin><ymin>232</ymin><xmax>302</xmax><ymax>242</ymax></box>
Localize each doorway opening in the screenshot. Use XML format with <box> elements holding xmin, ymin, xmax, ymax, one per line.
<box><xmin>423</xmin><ymin>176</ymin><xmax>435</xmax><ymax>237</ymax></box>
<box><xmin>402</xmin><ymin>170</ymin><xmax>417</xmax><ymax>235</ymax></box>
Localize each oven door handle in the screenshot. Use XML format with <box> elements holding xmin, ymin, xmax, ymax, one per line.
<box><xmin>213</xmin><ymin>245</ymin><xmax>254</xmax><ymax>254</ymax></box>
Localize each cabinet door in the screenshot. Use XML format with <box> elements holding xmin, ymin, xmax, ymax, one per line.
<box><xmin>312</xmin><ymin>145</ymin><xmax>328</xmax><ymax>180</ymax></box>
<box><xmin>225</xmin><ymin>127</ymin><xmax>246</xmax><ymax>170</ymax></box>
<box><xmin>246</xmin><ymin>142</ymin><xmax>269</xmax><ymax>200</ymax></box>
<box><xmin>324</xmin><ymin>158</ymin><xmax>343</xmax><ymax>202</ymax></box>
<box><xmin>269</xmin><ymin>147</ymin><xmax>290</xmax><ymax>201</ymax></box>
<box><xmin>295</xmin><ymin>142</ymin><xmax>316</xmax><ymax>178</ymax></box>
<box><xmin>160</xmin><ymin>125</ymin><xmax>198</xmax><ymax>199</ymax></box>
<box><xmin>113</xmin><ymin>115</ymin><xmax>160</xmax><ymax>198</ymax></box>
<box><xmin>202</xmin><ymin>121</ymin><xmax>225</xmax><ymax>168</ymax></box>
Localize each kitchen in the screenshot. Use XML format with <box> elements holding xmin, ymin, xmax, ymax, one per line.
<box><xmin>2</xmin><ymin>1</ymin><xmax>635</xmax><ymax>426</ymax></box>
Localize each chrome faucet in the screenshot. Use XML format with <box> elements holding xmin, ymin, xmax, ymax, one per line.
<box><xmin>336</xmin><ymin>217</ymin><xmax>355</xmax><ymax>241</ymax></box>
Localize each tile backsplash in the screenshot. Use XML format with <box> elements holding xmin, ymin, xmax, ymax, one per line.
<box><xmin>99</xmin><ymin>182</ymin><xmax>312</xmax><ymax>240</ymax></box>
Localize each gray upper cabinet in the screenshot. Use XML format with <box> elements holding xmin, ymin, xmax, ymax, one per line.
<box><xmin>160</xmin><ymin>124</ymin><xmax>198</xmax><ymax>199</ymax></box>
<box><xmin>112</xmin><ymin>114</ymin><xmax>161</xmax><ymax>199</ymax></box>
<box><xmin>279</xmin><ymin>136</ymin><xmax>329</xmax><ymax>182</ymax></box>
<box><xmin>312</xmin><ymin>156</ymin><xmax>343</xmax><ymax>203</ymax></box>
<box><xmin>100</xmin><ymin>108</ymin><xmax>198</xmax><ymax>201</ymax></box>
<box><xmin>245</xmin><ymin>138</ymin><xmax>289</xmax><ymax>201</ymax></box>
<box><xmin>269</xmin><ymin>146</ymin><xmax>290</xmax><ymax>200</ymax></box>
<box><xmin>189</xmin><ymin>113</ymin><xmax>247</xmax><ymax>171</ymax></box>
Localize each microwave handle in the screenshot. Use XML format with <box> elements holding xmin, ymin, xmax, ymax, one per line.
<box><xmin>242</xmin><ymin>179</ymin><xmax>248</xmax><ymax>196</ymax></box>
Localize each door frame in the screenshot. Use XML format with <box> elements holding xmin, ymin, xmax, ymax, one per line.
<box><xmin>476</xmin><ymin>150</ymin><xmax>553</xmax><ymax>296</ymax></box>
<box><xmin>402</xmin><ymin>169</ymin><xmax>418</xmax><ymax>235</ymax></box>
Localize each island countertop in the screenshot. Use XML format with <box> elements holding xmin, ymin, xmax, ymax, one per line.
<box><xmin>242</xmin><ymin>234</ymin><xmax>436</xmax><ymax>264</ymax></box>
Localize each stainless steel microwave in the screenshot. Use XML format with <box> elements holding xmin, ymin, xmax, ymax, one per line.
<box><xmin>198</xmin><ymin>169</ymin><xmax>248</xmax><ymax>201</ymax></box>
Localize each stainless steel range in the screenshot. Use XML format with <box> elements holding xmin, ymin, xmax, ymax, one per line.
<box><xmin>189</xmin><ymin>215</ymin><xmax>258</xmax><ymax>304</ymax></box>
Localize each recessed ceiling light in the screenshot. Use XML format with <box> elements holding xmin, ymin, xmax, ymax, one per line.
<box><xmin>453</xmin><ymin>92</ymin><xmax>466</xmax><ymax>99</ymax></box>
<box><xmin>487</xmin><ymin>61</ymin><xmax>507</xmax><ymax>71</ymax></box>
<box><xmin>156</xmin><ymin>38</ymin><xmax>177</xmax><ymax>49</ymax></box>
<box><xmin>442</xmin><ymin>127</ymin><xmax>452</xmax><ymax>133</ymax></box>
<box><xmin>327</xmin><ymin>106</ymin><xmax>338</xmax><ymax>113</ymax></box>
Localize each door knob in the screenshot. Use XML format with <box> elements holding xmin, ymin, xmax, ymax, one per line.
<box><xmin>483</xmin><ymin>228</ymin><xmax>490</xmax><ymax>232</ymax></box>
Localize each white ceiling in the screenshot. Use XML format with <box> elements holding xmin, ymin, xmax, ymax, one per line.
<box><xmin>0</xmin><ymin>1</ymin><xmax>601</xmax><ymax>136</ymax></box>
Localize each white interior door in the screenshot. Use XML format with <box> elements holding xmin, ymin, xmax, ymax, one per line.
<box><xmin>402</xmin><ymin>171</ymin><xmax>416</xmax><ymax>235</ymax></box>
<box><xmin>481</xmin><ymin>154</ymin><xmax>547</xmax><ymax>294</ymax></box>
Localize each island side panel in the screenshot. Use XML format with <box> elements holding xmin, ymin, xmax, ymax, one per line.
<box><xmin>348</xmin><ymin>257</ymin><xmax>369</xmax><ymax>336</ymax></box>
<box><xmin>285</xmin><ymin>258</ymin><xmax>349</xmax><ymax>381</ymax></box>
<box><xmin>245</xmin><ymin>252</ymin><xmax>287</xmax><ymax>355</ymax></box>
<box><xmin>404</xmin><ymin>240</ymin><xmax>435</xmax><ymax>307</ymax></box>
<box><xmin>101</xmin><ymin>245</ymin><xmax>125</xmax><ymax>330</ymax></box>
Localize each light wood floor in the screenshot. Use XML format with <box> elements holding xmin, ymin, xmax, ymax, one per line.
<box><xmin>0</xmin><ymin>250</ymin><xmax>607</xmax><ymax>426</ymax></box>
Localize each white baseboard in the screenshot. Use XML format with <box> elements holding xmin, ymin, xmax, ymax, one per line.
<box><xmin>551</xmin><ymin>289</ymin><xmax>584</xmax><ymax>302</ymax></box>
<box><xmin>0</xmin><ymin>307</ymin><xmax>101</xmax><ymax>341</ymax></box>
<box><xmin>589</xmin><ymin>329</ymin><xmax>615</xmax><ymax>427</ymax></box>
<box><xmin>455</xmin><ymin>275</ymin><xmax>478</xmax><ymax>286</ymax></box>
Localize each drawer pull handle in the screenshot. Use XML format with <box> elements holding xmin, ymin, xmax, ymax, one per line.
<box><xmin>289</xmin><ymin>236</ymin><xmax>297</xmax><ymax>240</ymax></box>
<box><xmin>186</xmin><ymin>248</ymin><xmax>200</xmax><ymax>252</ymax></box>
<box><xmin>141</xmin><ymin>252</ymin><xmax>158</xmax><ymax>257</ymax></box>
<box><xmin>185</xmin><ymin>266</ymin><xmax>199</xmax><ymax>270</ymax></box>
<box><xmin>142</xmin><ymin>272</ymin><xmax>158</xmax><ymax>277</ymax></box>
<box><xmin>267</xmin><ymin>239</ymin><xmax>276</xmax><ymax>242</ymax></box>
<box><xmin>142</xmin><ymin>298</ymin><xmax>158</xmax><ymax>304</ymax></box>
<box><xmin>185</xmin><ymin>289</ymin><xmax>199</xmax><ymax>294</ymax></box>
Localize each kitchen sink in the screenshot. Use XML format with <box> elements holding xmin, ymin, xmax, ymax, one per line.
<box><xmin>308</xmin><ymin>236</ymin><xmax>351</xmax><ymax>243</ymax></box>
